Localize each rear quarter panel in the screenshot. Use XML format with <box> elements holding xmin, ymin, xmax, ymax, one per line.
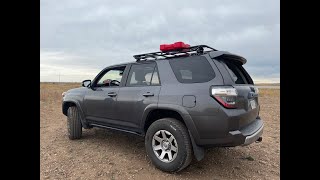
<box><xmin>156</xmin><ymin>55</ymin><xmax>227</xmax><ymax>140</ymax></box>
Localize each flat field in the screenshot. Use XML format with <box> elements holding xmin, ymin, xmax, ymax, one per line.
<box><xmin>40</xmin><ymin>82</ymin><xmax>280</xmax><ymax>180</ymax></box>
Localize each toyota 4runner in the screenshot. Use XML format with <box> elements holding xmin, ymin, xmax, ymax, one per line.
<box><xmin>62</xmin><ymin>42</ymin><xmax>263</xmax><ymax>172</ymax></box>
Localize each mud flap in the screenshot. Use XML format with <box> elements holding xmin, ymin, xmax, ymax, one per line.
<box><xmin>188</xmin><ymin>130</ymin><xmax>204</xmax><ymax>161</ymax></box>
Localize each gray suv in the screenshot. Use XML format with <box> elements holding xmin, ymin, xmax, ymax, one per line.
<box><xmin>62</xmin><ymin>44</ymin><xmax>263</xmax><ymax>172</ymax></box>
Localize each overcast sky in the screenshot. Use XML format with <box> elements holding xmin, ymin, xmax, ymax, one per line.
<box><xmin>40</xmin><ymin>0</ymin><xmax>279</xmax><ymax>83</ymax></box>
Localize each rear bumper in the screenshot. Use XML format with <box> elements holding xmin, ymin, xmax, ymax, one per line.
<box><xmin>243</xmin><ymin>122</ymin><xmax>263</xmax><ymax>145</ymax></box>
<box><xmin>192</xmin><ymin>117</ymin><xmax>264</xmax><ymax>147</ymax></box>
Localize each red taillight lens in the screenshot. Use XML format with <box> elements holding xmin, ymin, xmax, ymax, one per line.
<box><xmin>211</xmin><ymin>86</ymin><xmax>238</xmax><ymax>109</ymax></box>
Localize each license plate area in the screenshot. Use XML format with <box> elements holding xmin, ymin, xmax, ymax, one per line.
<box><xmin>249</xmin><ymin>99</ymin><xmax>256</xmax><ymax>109</ymax></box>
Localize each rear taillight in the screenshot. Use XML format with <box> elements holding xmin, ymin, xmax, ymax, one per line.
<box><xmin>211</xmin><ymin>86</ymin><xmax>238</xmax><ymax>108</ymax></box>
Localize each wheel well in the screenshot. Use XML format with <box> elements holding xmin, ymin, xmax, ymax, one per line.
<box><xmin>144</xmin><ymin>109</ymin><xmax>185</xmax><ymax>133</ymax></box>
<box><xmin>63</xmin><ymin>102</ymin><xmax>76</xmax><ymax>115</ymax></box>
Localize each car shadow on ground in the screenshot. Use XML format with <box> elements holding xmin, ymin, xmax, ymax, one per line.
<box><xmin>78</xmin><ymin>127</ymin><xmax>248</xmax><ymax>175</ymax></box>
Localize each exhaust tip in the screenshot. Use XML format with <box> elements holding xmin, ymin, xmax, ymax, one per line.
<box><xmin>255</xmin><ymin>137</ymin><xmax>262</xmax><ymax>143</ymax></box>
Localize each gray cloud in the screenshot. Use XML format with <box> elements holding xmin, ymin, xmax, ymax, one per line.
<box><xmin>41</xmin><ymin>0</ymin><xmax>279</xmax><ymax>82</ymax></box>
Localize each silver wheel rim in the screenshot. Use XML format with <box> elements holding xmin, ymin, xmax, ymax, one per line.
<box><xmin>152</xmin><ymin>130</ymin><xmax>178</xmax><ymax>163</ymax></box>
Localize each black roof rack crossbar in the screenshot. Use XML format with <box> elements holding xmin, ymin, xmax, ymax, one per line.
<box><xmin>133</xmin><ymin>45</ymin><xmax>217</xmax><ymax>62</ymax></box>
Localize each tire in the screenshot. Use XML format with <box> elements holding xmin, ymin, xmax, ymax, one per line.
<box><xmin>67</xmin><ymin>106</ymin><xmax>82</xmax><ymax>140</ymax></box>
<box><xmin>145</xmin><ymin>118</ymin><xmax>193</xmax><ymax>172</ymax></box>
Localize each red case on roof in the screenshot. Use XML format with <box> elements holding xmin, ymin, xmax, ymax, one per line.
<box><xmin>160</xmin><ymin>41</ymin><xmax>190</xmax><ymax>52</ymax></box>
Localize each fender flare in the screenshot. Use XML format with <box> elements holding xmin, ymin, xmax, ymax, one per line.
<box><xmin>141</xmin><ymin>104</ymin><xmax>204</xmax><ymax>161</ymax></box>
<box><xmin>62</xmin><ymin>100</ymin><xmax>90</xmax><ymax>129</ymax></box>
<box><xmin>141</xmin><ymin>104</ymin><xmax>200</xmax><ymax>138</ymax></box>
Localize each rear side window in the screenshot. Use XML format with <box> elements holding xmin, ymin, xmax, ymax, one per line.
<box><xmin>126</xmin><ymin>63</ymin><xmax>160</xmax><ymax>86</ymax></box>
<box><xmin>221</xmin><ymin>60</ymin><xmax>251</xmax><ymax>84</ymax></box>
<box><xmin>169</xmin><ymin>56</ymin><xmax>215</xmax><ymax>83</ymax></box>
<box><xmin>150</xmin><ymin>67</ymin><xmax>160</xmax><ymax>85</ymax></box>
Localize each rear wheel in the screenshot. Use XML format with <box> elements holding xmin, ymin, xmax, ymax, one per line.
<box><xmin>145</xmin><ymin>118</ymin><xmax>193</xmax><ymax>172</ymax></box>
<box><xmin>67</xmin><ymin>106</ymin><xmax>82</xmax><ymax>140</ymax></box>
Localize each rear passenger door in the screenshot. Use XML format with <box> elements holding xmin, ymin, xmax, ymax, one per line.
<box><xmin>116</xmin><ymin>62</ymin><xmax>161</xmax><ymax>132</ymax></box>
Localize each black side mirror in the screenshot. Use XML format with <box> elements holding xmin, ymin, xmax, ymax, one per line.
<box><xmin>82</xmin><ymin>80</ymin><xmax>91</xmax><ymax>87</ymax></box>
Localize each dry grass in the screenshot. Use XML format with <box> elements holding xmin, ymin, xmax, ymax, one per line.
<box><xmin>40</xmin><ymin>83</ymin><xmax>80</xmax><ymax>102</ymax></box>
<box><xmin>259</xmin><ymin>89</ymin><xmax>280</xmax><ymax>97</ymax></box>
<box><xmin>256</xmin><ymin>83</ymin><xmax>280</xmax><ymax>86</ymax></box>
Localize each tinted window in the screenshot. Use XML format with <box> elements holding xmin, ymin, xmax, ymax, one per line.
<box><xmin>151</xmin><ymin>67</ymin><xmax>160</xmax><ymax>85</ymax></box>
<box><xmin>221</xmin><ymin>60</ymin><xmax>249</xmax><ymax>84</ymax></box>
<box><xmin>127</xmin><ymin>63</ymin><xmax>160</xmax><ymax>86</ymax></box>
<box><xmin>169</xmin><ymin>56</ymin><xmax>215</xmax><ymax>83</ymax></box>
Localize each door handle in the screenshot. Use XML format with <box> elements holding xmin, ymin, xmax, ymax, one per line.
<box><xmin>107</xmin><ymin>92</ymin><xmax>117</xmax><ymax>97</ymax></box>
<box><xmin>142</xmin><ymin>92</ymin><xmax>154</xmax><ymax>97</ymax></box>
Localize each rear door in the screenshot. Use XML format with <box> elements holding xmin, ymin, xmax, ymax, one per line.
<box><xmin>115</xmin><ymin>62</ymin><xmax>161</xmax><ymax>132</ymax></box>
<box><xmin>218</xmin><ymin>58</ymin><xmax>259</xmax><ymax>128</ymax></box>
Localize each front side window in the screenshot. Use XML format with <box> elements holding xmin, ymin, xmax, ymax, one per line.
<box><xmin>126</xmin><ymin>63</ymin><xmax>160</xmax><ymax>86</ymax></box>
<box><xmin>96</xmin><ymin>66</ymin><xmax>125</xmax><ymax>87</ymax></box>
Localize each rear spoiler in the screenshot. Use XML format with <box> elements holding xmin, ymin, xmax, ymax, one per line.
<box><xmin>208</xmin><ymin>51</ymin><xmax>247</xmax><ymax>64</ymax></box>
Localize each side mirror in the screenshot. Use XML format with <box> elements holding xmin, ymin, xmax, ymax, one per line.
<box><xmin>82</xmin><ymin>80</ymin><xmax>91</xmax><ymax>87</ymax></box>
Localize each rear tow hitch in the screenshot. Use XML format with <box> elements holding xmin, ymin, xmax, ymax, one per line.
<box><xmin>255</xmin><ymin>137</ymin><xmax>262</xmax><ymax>143</ymax></box>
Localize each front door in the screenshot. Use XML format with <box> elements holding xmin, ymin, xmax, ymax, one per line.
<box><xmin>84</xmin><ymin>65</ymin><xmax>127</xmax><ymax>125</ymax></box>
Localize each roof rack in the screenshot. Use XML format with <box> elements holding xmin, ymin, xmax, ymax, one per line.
<box><xmin>133</xmin><ymin>45</ymin><xmax>217</xmax><ymax>62</ymax></box>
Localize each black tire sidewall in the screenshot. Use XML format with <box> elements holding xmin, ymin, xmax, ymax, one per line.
<box><xmin>67</xmin><ymin>107</ymin><xmax>73</xmax><ymax>137</ymax></box>
<box><xmin>67</xmin><ymin>108</ymin><xmax>72</xmax><ymax>135</ymax></box>
<box><xmin>67</xmin><ymin>106</ymin><xmax>82</xmax><ymax>139</ymax></box>
<box><xmin>145</xmin><ymin>119</ymin><xmax>189</xmax><ymax>172</ymax></box>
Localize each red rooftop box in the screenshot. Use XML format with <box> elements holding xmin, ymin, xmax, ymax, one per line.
<box><xmin>160</xmin><ymin>42</ymin><xmax>190</xmax><ymax>52</ymax></box>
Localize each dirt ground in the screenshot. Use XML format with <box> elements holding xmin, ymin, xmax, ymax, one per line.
<box><xmin>40</xmin><ymin>83</ymin><xmax>280</xmax><ymax>180</ymax></box>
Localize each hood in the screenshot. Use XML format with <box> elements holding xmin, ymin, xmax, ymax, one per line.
<box><xmin>67</xmin><ymin>87</ymin><xmax>87</xmax><ymax>93</ymax></box>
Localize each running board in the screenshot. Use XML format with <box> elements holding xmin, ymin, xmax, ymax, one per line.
<box><xmin>90</xmin><ymin>123</ymin><xmax>143</xmax><ymax>137</ymax></box>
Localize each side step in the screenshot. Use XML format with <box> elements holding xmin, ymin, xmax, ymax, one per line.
<box><xmin>90</xmin><ymin>123</ymin><xmax>143</xmax><ymax>137</ymax></box>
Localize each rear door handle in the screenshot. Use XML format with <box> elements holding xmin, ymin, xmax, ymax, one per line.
<box><xmin>142</xmin><ymin>92</ymin><xmax>154</xmax><ymax>97</ymax></box>
<box><xmin>107</xmin><ymin>92</ymin><xmax>117</xmax><ymax>97</ymax></box>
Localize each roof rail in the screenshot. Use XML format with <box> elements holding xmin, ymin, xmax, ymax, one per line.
<box><xmin>133</xmin><ymin>45</ymin><xmax>217</xmax><ymax>62</ymax></box>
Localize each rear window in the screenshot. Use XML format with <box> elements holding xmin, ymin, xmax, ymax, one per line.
<box><xmin>221</xmin><ymin>60</ymin><xmax>251</xmax><ymax>84</ymax></box>
<box><xmin>169</xmin><ymin>56</ymin><xmax>215</xmax><ymax>83</ymax></box>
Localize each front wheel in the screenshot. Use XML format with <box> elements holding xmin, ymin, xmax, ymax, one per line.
<box><xmin>145</xmin><ymin>118</ymin><xmax>193</xmax><ymax>172</ymax></box>
<box><xmin>67</xmin><ymin>106</ymin><xmax>82</xmax><ymax>140</ymax></box>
